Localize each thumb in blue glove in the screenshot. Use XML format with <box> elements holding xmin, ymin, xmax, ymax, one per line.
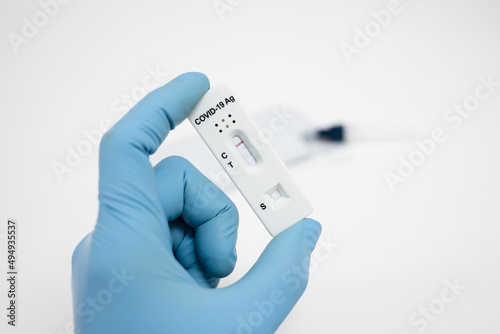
<box><xmin>71</xmin><ymin>72</ymin><xmax>322</xmax><ymax>333</ymax></box>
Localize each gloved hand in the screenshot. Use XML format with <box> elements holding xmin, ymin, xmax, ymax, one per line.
<box><xmin>71</xmin><ymin>72</ymin><xmax>322</xmax><ymax>334</ymax></box>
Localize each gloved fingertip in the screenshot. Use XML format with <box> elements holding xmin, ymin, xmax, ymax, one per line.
<box><xmin>174</xmin><ymin>72</ymin><xmax>210</xmax><ymax>91</ymax></box>
<box><xmin>274</xmin><ymin>218</ymin><xmax>322</xmax><ymax>254</ymax></box>
<box><xmin>301</xmin><ymin>218</ymin><xmax>322</xmax><ymax>249</ymax></box>
<box><xmin>202</xmin><ymin>253</ymin><xmax>237</xmax><ymax>279</ymax></box>
<box><xmin>196</xmin><ymin>230</ymin><xmax>238</xmax><ymax>279</ymax></box>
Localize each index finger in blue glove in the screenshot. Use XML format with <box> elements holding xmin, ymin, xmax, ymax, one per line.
<box><xmin>97</xmin><ymin>73</ymin><xmax>209</xmax><ymax>232</ymax></box>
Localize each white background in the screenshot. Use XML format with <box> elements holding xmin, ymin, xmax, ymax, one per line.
<box><xmin>1</xmin><ymin>0</ymin><xmax>500</xmax><ymax>333</ymax></box>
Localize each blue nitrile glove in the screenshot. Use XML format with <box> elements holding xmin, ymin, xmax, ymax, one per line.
<box><xmin>71</xmin><ymin>72</ymin><xmax>322</xmax><ymax>334</ymax></box>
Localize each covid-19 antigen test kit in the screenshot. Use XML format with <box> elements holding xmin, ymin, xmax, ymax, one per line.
<box><xmin>189</xmin><ymin>85</ymin><xmax>313</xmax><ymax>236</ymax></box>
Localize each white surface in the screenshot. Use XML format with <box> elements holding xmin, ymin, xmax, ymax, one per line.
<box><xmin>1</xmin><ymin>0</ymin><xmax>500</xmax><ymax>333</ymax></box>
<box><xmin>189</xmin><ymin>84</ymin><xmax>313</xmax><ymax>236</ymax></box>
